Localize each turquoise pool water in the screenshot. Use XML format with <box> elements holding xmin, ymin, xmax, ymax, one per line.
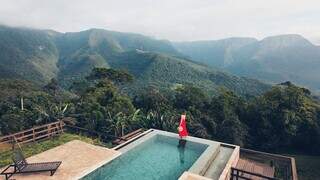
<box><xmin>82</xmin><ymin>134</ymin><xmax>208</xmax><ymax>180</ymax></box>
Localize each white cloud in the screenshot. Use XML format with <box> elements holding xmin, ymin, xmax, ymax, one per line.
<box><xmin>0</xmin><ymin>0</ymin><xmax>319</xmax><ymax>41</ymax></box>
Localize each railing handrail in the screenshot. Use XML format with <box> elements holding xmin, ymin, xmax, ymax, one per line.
<box><xmin>240</xmin><ymin>148</ymin><xmax>298</xmax><ymax>180</ymax></box>
<box><xmin>0</xmin><ymin>121</ymin><xmax>63</xmax><ymax>141</ymax></box>
<box><xmin>290</xmin><ymin>157</ymin><xmax>298</xmax><ymax>180</ymax></box>
<box><xmin>231</xmin><ymin>167</ymin><xmax>279</xmax><ymax>180</ymax></box>
<box><xmin>240</xmin><ymin>148</ymin><xmax>293</xmax><ymax>162</ymax></box>
<box><xmin>0</xmin><ymin>121</ymin><xmax>64</xmax><ymax>146</ymax></box>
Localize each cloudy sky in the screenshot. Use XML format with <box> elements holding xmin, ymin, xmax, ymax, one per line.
<box><xmin>0</xmin><ymin>0</ymin><xmax>319</xmax><ymax>43</ymax></box>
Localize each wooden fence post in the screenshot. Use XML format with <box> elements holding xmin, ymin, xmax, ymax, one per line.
<box><xmin>60</xmin><ymin>121</ymin><xmax>64</xmax><ymax>134</ymax></box>
<box><xmin>33</xmin><ymin>128</ymin><xmax>35</xmax><ymax>142</ymax></box>
<box><xmin>48</xmin><ymin>124</ymin><xmax>51</xmax><ymax>138</ymax></box>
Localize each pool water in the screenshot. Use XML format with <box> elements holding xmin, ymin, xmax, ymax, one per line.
<box><xmin>82</xmin><ymin>135</ymin><xmax>208</xmax><ymax>180</ymax></box>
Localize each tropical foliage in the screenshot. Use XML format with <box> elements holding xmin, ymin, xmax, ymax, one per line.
<box><xmin>1</xmin><ymin>68</ymin><xmax>319</xmax><ymax>155</ymax></box>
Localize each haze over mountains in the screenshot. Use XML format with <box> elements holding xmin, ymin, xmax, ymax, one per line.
<box><xmin>0</xmin><ymin>25</ymin><xmax>319</xmax><ymax>96</ymax></box>
<box><xmin>313</xmin><ymin>38</ymin><xmax>320</xmax><ymax>45</ymax></box>
<box><xmin>0</xmin><ymin>25</ymin><xmax>269</xmax><ymax>96</ymax></box>
<box><xmin>174</xmin><ymin>35</ymin><xmax>320</xmax><ymax>92</ymax></box>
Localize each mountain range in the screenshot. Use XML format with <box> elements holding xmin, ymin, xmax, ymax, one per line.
<box><xmin>1</xmin><ymin>25</ymin><xmax>319</xmax><ymax>96</ymax></box>
<box><xmin>174</xmin><ymin>35</ymin><xmax>320</xmax><ymax>92</ymax></box>
<box><xmin>0</xmin><ymin>25</ymin><xmax>269</xmax><ymax>96</ymax></box>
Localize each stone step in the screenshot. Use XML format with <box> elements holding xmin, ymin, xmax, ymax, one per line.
<box><xmin>203</xmin><ymin>146</ymin><xmax>234</xmax><ymax>179</ymax></box>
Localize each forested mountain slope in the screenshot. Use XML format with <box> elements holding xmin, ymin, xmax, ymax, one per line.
<box><xmin>0</xmin><ymin>25</ymin><xmax>59</xmax><ymax>84</ymax></box>
<box><xmin>174</xmin><ymin>35</ymin><xmax>320</xmax><ymax>91</ymax></box>
<box><xmin>0</xmin><ymin>26</ymin><xmax>270</xmax><ymax>96</ymax></box>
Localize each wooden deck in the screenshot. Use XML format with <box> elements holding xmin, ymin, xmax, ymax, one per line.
<box><xmin>235</xmin><ymin>158</ymin><xmax>275</xmax><ymax>180</ymax></box>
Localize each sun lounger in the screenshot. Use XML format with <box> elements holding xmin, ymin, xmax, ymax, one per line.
<box><xmin>0</xmin><ymin>148</ymin><xmax>61</xmax><ymax>180</ymax></box>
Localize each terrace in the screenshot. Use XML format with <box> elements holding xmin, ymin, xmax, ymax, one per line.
<box><xmin>1</xmin><ymin>140</ymin><xmax>120</xmax><ymax>180</ymax></box>
<box><xmin>0</xmin><ymin>121</ymin><xmax>298</xmax><ymax>180</ymax></box>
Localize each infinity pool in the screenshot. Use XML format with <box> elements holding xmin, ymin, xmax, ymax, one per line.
<box><xmin>82</xmin><ymin>134</ymin><xmax>208</xmax><ymax>180</ymax></box>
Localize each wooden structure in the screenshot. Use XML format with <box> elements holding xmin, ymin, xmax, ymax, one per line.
<box><xmin>232</xmin><ymin>158</ymin><xmax>275</xmax><ymax>180</ymax></box>
<box><xmin>112</xmin><ymin>128</ymin><xmax>144</xmax><ymax>145</ymax></box>
<box><xmin>230</xmin><ymin>148</ymin><xmax>298</xmax><ymax>180</ymax></box>
<box><xmin>0</xmin><ymin>121</ymin><xmax>65</xmax><ymax>151</ymax></box>
<box><xmin>231</xmin><ymin>167</ymin><xmax>277</xmax><ymax>180</ymax></box>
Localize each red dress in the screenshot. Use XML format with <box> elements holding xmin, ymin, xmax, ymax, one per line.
<box><xmin>178</xmin><ymin>115</ymin><xmax>188</xmax><ymax>138</ymax></box>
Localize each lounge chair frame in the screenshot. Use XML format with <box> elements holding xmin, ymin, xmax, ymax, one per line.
<box><xmin>0</xmin><ymin>146</ymin><xmax>61</xmax><ymax>180</ymax></box>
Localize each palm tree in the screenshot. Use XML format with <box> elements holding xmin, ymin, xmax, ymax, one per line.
<box><xmin>106</xmin><ymin>109</ymin><xmax>141</xmax><ymax>137</ymax></box>
<box><xmin>139</xmin><ymin>110</ymin><xmax>178</xmax><ymax>132</ymax></box>
<box><xmin>34</xmin><ymin>103</ymin><xmax>69</xmax><ymax>123</ymax></box>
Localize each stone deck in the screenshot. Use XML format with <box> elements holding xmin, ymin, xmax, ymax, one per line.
<box><xmin>0</xmin><ymin>140</ymin><xmax>121</xmax><ymax>180</ymax></box>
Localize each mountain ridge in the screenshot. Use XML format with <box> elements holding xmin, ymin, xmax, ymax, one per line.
<box><xmin>0</xmin><ymin>25</ymin><xmax>270</xmax><ymax>96</ymax></box>
<box><xmin>174</xmin><ymin>34</ymin><xmax>320</xmax><ymax>91</ymax></box>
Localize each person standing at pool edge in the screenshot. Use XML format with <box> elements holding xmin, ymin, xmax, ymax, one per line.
<box><xmin>178</xmin><ymin>114</ymin><xmax>188</xmax><ymax>139</ymax></box>
<box><xmin>178</xmin><ymin>114</ymin><xmax>188</xmax><ymax>163</ymax></box>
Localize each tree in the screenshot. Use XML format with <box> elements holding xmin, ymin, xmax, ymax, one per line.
<box><xmin>86</xmin><ymin>67</ymin><xmax>133</xmax><ymax>84</ymax></box>
<box><xmin>69</xmin><ymin>80</ymin><xmax>91</xmax><ymax>96</ymax></box>
<box><xmin>133</xmin><ymin>86</ymin><xmax>171</xmax><ymax>112</ymax></box>
<box><xmin>71</xmin><ymin>68</ymin><xmax>136</xmax><ymax>135</ymax></box>
<box><xmin>219</xmin><ymin>110</ymin><xmax>247</xmax><ymax>146</ymax></box>
<box><xmin>245</xmin><ymin>84</ymin><xmax>320</xmax><ymax>152</ymax></box>
<box><xmin>188</xmin><ymin>112</ymin><xmax>216</xmax><ymax>139</ymax></box>
<box><xmin>174</xmin><ymin>84</ymin><xmax>208</xmax><ymax>110</ymax></box>
<box><xmin>44</xmin><ymin>78</ymin><xmax>60</xmax><ymax>94</ymax></box>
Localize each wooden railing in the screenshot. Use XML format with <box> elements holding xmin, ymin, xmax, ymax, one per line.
<box><xmin>239</xmin><ymin>148</ymin><xmax>298</xmax><ymax>180</ymax></box>
<box><xmin>231</xmin><ymin>168</ymin><xmax>279</xmax><ymax>180</ymax></box>
<box><xmin>0</xmin><ymin>121</ymin><xmax>65</xmax><ymax>151</ymax></box>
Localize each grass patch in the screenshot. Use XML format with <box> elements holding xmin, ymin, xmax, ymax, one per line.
<box><xmin>0</xmin><ymin>133</ymin><xmax>110</xmax><ymax>168</ymax></box>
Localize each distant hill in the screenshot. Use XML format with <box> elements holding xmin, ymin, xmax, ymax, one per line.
<box><xmin>174</xmin><ymin>35</ymin><xmax>320</xmax><ymax>91</ymax></box>
<box><xmin>0</xmin><ymin>26</ymin><xmax>270</xmax><ymax>96</ymax></box>
<box><xmin>108</xmin><ymin>50</ymin><xmax>270</xmax><ymax>96</ymax></box>
<box><xmin>173</xmin><ymin>37</ymin><xmax>258</xmax><ymax>68</ymax></box>
<box><xmin>54</xmin><ymin>28</ymin><xmax>183</xmax><ymax>84</ymax></box>
<box><xmin>0</xmin><ymin>25</ymin><xmax>59</xmax><ymax>84</ymax></box>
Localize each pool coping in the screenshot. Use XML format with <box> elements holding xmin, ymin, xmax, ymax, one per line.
<box><xmin>217</xmin><ymin>144</ymin><xmax>240</xmax><ymax>180</ymax></box>
<box><xmin>179</xmin><ymin>172</ymin><xmax>213</xmax><ymax>180</ymax></box>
